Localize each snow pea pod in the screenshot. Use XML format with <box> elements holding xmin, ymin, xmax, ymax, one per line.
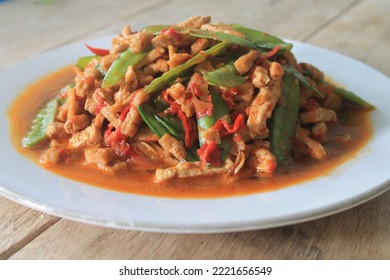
<box><xmin>269</xmin><ymin>71</ymin><xmax>300</xmax><ymax>166</ymax></box>
<box><xmin>137</xmin><ymin>104</ymin><xmax>167</xmax><ymax>138</ymax></box>
<box><xmin>143</xmin><ymin>25</ymin><xmax>257</xmax><ymax>50</ymax></box>
<box><xmin>302</xmin><ymin>69</ymin><xmax>374</xmax><ymax>109</ymax></box>
<box><xmin>284</xmin><ymin>65</ymin><xmax>324</xmax><ymax>98</ymax></box>
<box><xmin>143</xmin><ymin>24</ymin><xmax>170</xmax><ymax>34</ymax></box>
<box><xmin>332</xmin><ymin>85</ymin><xmax>375</xmax><ymax>110</ymax></box>
<box><xmin>102</xmin><ymin>49</ymin><xmax>147</xmax><ymax>88</ymax></box>
<box><xmin>137</xmin><ymin>104</ymin><xmax>198</xmax><ymax>161</ymax></box>
<box><xmin>155</xmin><ymin>115</ymin><xmax>184</xmax><ymax>140</ymax></box>
<box><xmin>76</xmin><ymin>55</ymin><xmax>100</xmax><ymax>70</ymax></box>
<box><xmin>145</xmin><ymin>41</ymin><xmax>229</xmax><ymax>94</ymax></box>
<box><xmin>231</xmin><ymin>24</ymin><xmax>293</xmax><ymax>52</ymax></box>
<box><xmin>204</xmin><ymin>62</ymin><xmax>245</xmax><ymax>88</ymax></box>
<box><xmin>22</xmin><ymin>98</ymin><xmax>59</xmax><ymax>148</ymax></box>
<box><xmin>313</xmin><ymin>79</ymin><xmax>374</xmax><ymax>110</ymax></box>
<box><xmin>185</xmin><ymin>28</ymin><xmax>257</xmax><ymax>50</ymax></box>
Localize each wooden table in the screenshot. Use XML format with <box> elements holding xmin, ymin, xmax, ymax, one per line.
<box><xmin>1</xmin><ymin>0</ymin><xmax>389</xmax><ymax>260</ymax></box>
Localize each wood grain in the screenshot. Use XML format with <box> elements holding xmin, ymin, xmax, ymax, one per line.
<box><xmin>1</xmin><ymin>0</ymin><xmax>389</xmax><ymax>259</ymax></box>
<box><xmin>0</xmin><ymin>0</ymin><xmax>164</xmax><ymax>70</ymax></box>
<box><xmin>9</xmin><ymin>190</ymin><xmax>390</xmax><ymax>259</ymax></box>
<box><xmin>306</xmin><ymin>0</ymin><xmax>390</xmax><ymax>76</ymax></box>
<box><xmin>88</xmin><ymin>0</ymin><xmax>359</xmax><ymax>41</ymax></box>
<box><xmin>0</xmin><ymin>198</ymin><xmax>60</xmax><ymax>259</ymax></box>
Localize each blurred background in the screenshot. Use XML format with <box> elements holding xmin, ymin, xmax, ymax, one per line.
<box><xmin>0</xmin><ymin>0</ymin><xmax>389</xmax><ymax>75</ymax></box>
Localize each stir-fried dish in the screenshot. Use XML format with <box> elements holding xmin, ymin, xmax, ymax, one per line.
<box><xmin>12</xmin><ymin>16</ymin><xmax>374</xmax><ymax>197</ymax></box>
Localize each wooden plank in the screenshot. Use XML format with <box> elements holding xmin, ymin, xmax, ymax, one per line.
<box><xmin>88</xmin><ymin>0</ymin><xmax>358</xmax><ymax>41</ymax></box>
<box><xmin>8</xmin><ymin>191</ymin><xmax>390</xmax><ymax>259</ymax></box>
<box><xmin>0</xmin><ymin>0</ymin><xmax>163</xmax><ymax>70</ymax></box>
<box><xmin>0</xmin><ymin>0</ymin><xmax>358</xmax><ymax>71</ymax></box>
<box><xmin>0</xmin><ymin>197</ymin><xmax>60</xmax><ymax>259</ymax></box>
<box><xmin>305</xmin><ymin>0</ymin><xmax>390</xmax><ymax>76</ymax></box>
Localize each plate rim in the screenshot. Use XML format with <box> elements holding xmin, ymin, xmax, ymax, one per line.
<box><xmin>1</xmin><ymin>178</ymin><xmax>389</xmax><ymax>233</ymax></box>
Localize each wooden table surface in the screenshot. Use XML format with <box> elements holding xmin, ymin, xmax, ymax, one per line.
<box><xmin>1</xmin><ymin>0</ymin><xmax>389</xmax><ymax>260</ymax></box>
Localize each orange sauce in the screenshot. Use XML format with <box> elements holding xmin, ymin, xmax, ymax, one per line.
<box><xmin>8</xmin><ymin>66</ymin><xmax>374</xmax><ymax>198</ymax></box>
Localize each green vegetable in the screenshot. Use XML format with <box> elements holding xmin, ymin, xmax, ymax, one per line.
<box><xmin>204</xmin><ymin>62</ymin><xmax>245</xmax><ymax>88</ymax></box>
<box><xmin>302</xmin><ymin>70</ymin><xmax>375</xmax><ymax>109</ymax></box>
<box><xmin>58</xmin><ymin>83</ymin><xmax>74</xmax><ymax>105</ymax></box>
<box><xmin>137</xmin><ymin>104</ymin><xmax>167</xmax><ymax>137</ymax></box>
<box><xmin>314</xmin><ymin>79</ymin><xmax>375</xmax><ymax>110</ymax></box>
<box><xmin>197</xmin><ymin>92</ymin><xmax>230</xmax><ymax>144</ymax></box>
<box><xmin>22</xmin><ymin>98</ymin><xmax>59</xmax><ymax>148</ymax></box>
<box><xmin>145</xmin><ymin>41</ymin><xmax>229</xmax><ymax>94</ymax></box>
<box><xmin>197</xmin><ymin>91</ymin><xmax>231</xmax><ymax>161</ymax></box>
<box><xmin>155</xmin><ymin>114</ymin><xmax>184</xmax><ymax>140</ymax></box>
<box><xmin>184</xmin><ymin>28</ymin><xmax>257</xmax><ymax>50</ymax></box>
<box><xmin>332</xmin><ymin>85</ymin><xmax>375</xmax><ymax>109</ymax></box>
<box><xmin>269</xmin><ymin>71</ymin><xmax>300</xmax><ymax>166</ymax></box>
<box><xmin>143</xmin><ymin>25</ymin><xmax>171</xmax><ymax>34</ymax></box>
<box><xmin>102</xmin><ymin>49</ymin><xmax>147</xmax><ymax>88</ymax></box>
<box><xmin>144</xmin><ymin>25</ymin><xmax>258</xmax><ymax>50</ymax></box>
<box><xmin>76</xmin><ymin>55</ymin><xmax>100</xmax><ymax>70</ymax></box>
<box><xmin>231</xmin><ymin>24</ymin><xmax>293</xmax><ymax>52</ymax></box>
<box><xmin>284</xmin><ymin>65</ymin><xmax>324</xmax><ymax>98</ymax></box>
<box><xmin>138</xmin><ymin>104</ymin><xmax>198</xmax><ymax>161</ymax></box>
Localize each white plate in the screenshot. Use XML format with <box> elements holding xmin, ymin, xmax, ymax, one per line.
<box><xmin>1</xmin><ymin>37</ymin><xmax>389</xmax><ymax>233</ymax></box>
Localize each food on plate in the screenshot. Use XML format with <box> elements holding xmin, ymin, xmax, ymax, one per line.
<box><xmin>10</xmin><ymin>16</ymin><xmax>374</xmax><ymax>197</ymax></box>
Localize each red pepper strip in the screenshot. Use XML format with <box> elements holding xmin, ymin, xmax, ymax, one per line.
<box><xmin>196</xmin><ymin>141</ymin><xmax>221</xmax><ymax>167</ymax></box>
<box><xmin>161</xmin><ymin>27</ymin><xmax>184</xmax><ymax>41</ymax></box>
<box><xmin>85</xmin><ymin>43</ymin><xmax>110</xmax><ymax>56</ymax></box>
<box><xmin>119</xmin><ymin>104</ymin><xmax>132</xmax><ymax>121</ymax></box>
<box><xmin>169</xmin><ymin>104</ymin><xmax>196</xmax><ymax>147</ymax></box>
<box><xmin>104</xmin><ymin>126</ymin><xmax>125</xmax><ymax>147</ymax></box>
<box><xmin>213</xmin><ymin>114</ymin><xmax>245</xmax><ymax>137</ymax></box>
<box><xmin>104</xmin><ymin>126</ymin><xmax>136</xmax><ymax>161</ymax></box>
<box><xmin>261</xmin><ymin>45</ymin><xmax>281</xmax><ymax>60</ymax></box>
<box><xmin>178</xmin><ymin>109</ymin><xmax>196</xmax><ymax>148</ymax></box>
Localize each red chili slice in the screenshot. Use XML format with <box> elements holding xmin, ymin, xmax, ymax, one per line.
<box><xmin>168</xmin><ymin>103</ymin><xmax>196</xmax><ymax>147</ymax></box>
<box><xmin>213</xmin><ymin>114</ymin><xmax>245</xmax><ymax>137</ymax></box>
<box><xmin>85</xmin><ymin>43</ymin><xmax>110</xmax><ymax>56</ymax></box>
<box><xmin>196</xmin><ymin>141</ymin><xmax>221</xmax><ymax>167</ymax></box>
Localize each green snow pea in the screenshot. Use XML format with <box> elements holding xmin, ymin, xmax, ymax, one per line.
<box><xmin>22</xmin><ymin>98</ymin><xmax>59</xmax><ymax>148</ymax></box>
<box><xmin>138</xmin><ymin>104</ymin><xmax>198</xmax><ymax>161</ymax></box>
<box><xmin>143</xmin><ymin>25</ymin><xmax>171</xmax><ymax>34</ymax></box>
<box><xmin>76</xmin><ymin>55</ymin><xmax>100</xmax><ymax>70</ymax></box>
<box><xmin>302</xmin><ymin>69</ymin><xmax>374</xmax><ymax>109</ymax></box>
<box><xmin>313</xmin><ymin>78</ymin><xmax>375</xmax><ymax>110</ymax></box>
<box><xmin>231</xmin><ymin>24</ymin><xmax>293</xmax><ymax>52</ymax></box>
<box><xmin>284</xmin><ymin>65</ymin><xmax>324</xmax><ymax>98</ymax></box>
<box><xmin>144</xmin><ymin>25</ymin><xmax>257</xmax><ymax>50</ymax></box>
<box><xmin>204</xmin><ymin>62</ymin><xmax>246</xmax><ymax>88</ymax></box>
<box><xmin>269</xmin><ymin>71</ymin><xmax>300</xmax><ymax>166</ymax></box>
<box><xmin>102</xmin><ymin>49</ymin><xmax>147</xmax><ymax>88</ymax></box>
<box><xmin>332</xmin><ymin>85</ymin><xmax>375</xmax><ymax>110</ymax></box>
